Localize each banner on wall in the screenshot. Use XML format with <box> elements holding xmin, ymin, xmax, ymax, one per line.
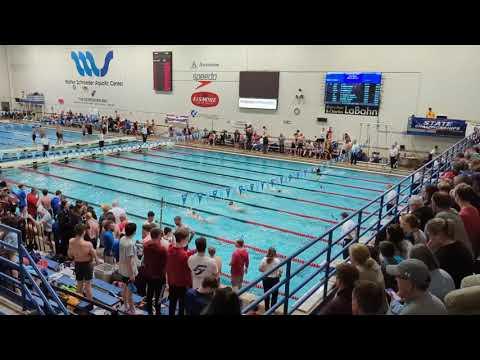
<box><xmin>165</xmin><ymin>114</ymin><xmax>189</xmax><ymax>124</ymax></box>
<box><xmin>325</xmin><ymin>104</ymin><xmax>379</xmax><ymax>116</ymax></box>
<box><xmin>407</xmin><ymin>117</ymin><xmax>467</xmax><ymax>138</ymax></box>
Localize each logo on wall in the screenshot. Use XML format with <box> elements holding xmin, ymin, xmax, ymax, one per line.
<box><xmin>191</xmin><ymin>92</ymin><xmax>219</xmax><ymax>107</ymax></box>
<box><xmin>70</xmin><ymin>50</ymin><xmax>114</xmax><ymax>77</ymax></box>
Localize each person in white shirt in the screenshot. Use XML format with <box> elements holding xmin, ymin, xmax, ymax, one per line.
<box><xmin>111</xmin><ymin>200</ymin><xmax>126</xmax><ymax>224</ymax></box>
<box><xmin>340</xmin><ymin>212</ymin><xmax>357</xmax><ymax>260</ymax></box>
<box><xmin>141</xmin><ymin>125</ymin><xmax>148</xmax><ymax>143</ymax></box>
<box><xmin>188</xmin><ymin>237</ymin><xmax>218</xmax><ymax>290</ymax></box>
<box><xmin>385</xmin><ymin>185</ymin><xmax>398</xmax><ymax>215</ymax></box>
<box><xmin>389</xmin><ymin>144</ymin><xmax>399</xmax><ymax>169</ymax></box>
<box><xmin>259</xmin><ymin>247</ymin><xmax>283</xmax><ymax>311</ymax></box>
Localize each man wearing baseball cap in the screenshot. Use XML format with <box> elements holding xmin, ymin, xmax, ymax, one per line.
<box><xmin>386</xmin><ymin>259</ymin><xmax>447</xmax><ymax>315</ymax></box>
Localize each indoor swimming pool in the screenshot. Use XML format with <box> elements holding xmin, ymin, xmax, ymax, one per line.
<box><xmin>0</xmin><ymin>122</ymin><xmax>96</xmax><ymax>150</ymax></box>
<box><xmin>1</xmin><ymin>146</ymin><xmax>403</xmax><ymax>298</ymax></box>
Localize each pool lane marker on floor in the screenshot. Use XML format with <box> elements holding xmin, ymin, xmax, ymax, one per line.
<box><xmin>21</xmin><ymin>164</ymin><xmax>320</xmax><ymax>241</ymax></box>
<box><xmin>116</xmin><ymin>153</ymin><xmax>375</xmax><ymax>202</ymax></box>
<box><xmin>3</xmin><ymin>177</ymin><xmax>327</xmax><ymax>270</ymax></box>
<box><xmin>59</xmin><ymin>159</ymin><xmax>340</xmax><ymax>225</ymax></box>
<box><xmin>164</xmin><ymin>148</ymin><xmax>393</xmax><ymax>185</ymax></box>
<box><xmin>148</xmin><ymin>150</ymin><xmax>383</xmax><ymax>194</ymax></box>
<box><xmin>98</xmin><ymin>155</ymin><xmax>372</xmax><ymax>213</ymax></box>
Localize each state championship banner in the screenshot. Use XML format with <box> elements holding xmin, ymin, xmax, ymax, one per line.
<box><xmin>165</xmin><ymin>114</ymin><xmax>189</xmax><ymax>125</ymax></box>
<box><xmin>407</xmin><ymin>117</ymin><xmax>467</xmax><ymax>138</ymax></box>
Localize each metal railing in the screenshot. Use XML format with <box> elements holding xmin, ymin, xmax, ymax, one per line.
<box><xmin>238</xmin><ymin>128</ymin><xmax>480</xmax><ymax>315</ymax></box>
<box><xmin>0</xmin><ymin>223</ymin><xmax>68</xmax><ymax>315</ymax></box>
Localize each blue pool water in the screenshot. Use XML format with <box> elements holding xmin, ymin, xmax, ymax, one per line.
<box><xmin>0</xmin><ymin>123</ymin><xmax>96</xmax><ymax>150</ymax></box>
<box><xmin>2</xmin><ymin>146</ymin><xmax>403</xmax><ymax>300</ymax></box>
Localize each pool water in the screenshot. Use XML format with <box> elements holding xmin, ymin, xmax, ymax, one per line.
<box><xmin>2</xmin><ymin>146</ymin><xmax>403</xmax><ymax>300</ymax></box>
<box><xmin>0</xmin><ymin>123</ymin><xmax>96</xmax><ymax>150</ymax></box>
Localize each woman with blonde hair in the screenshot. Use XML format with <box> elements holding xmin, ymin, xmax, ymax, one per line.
<box><xmin>349</xmin><ymin>243</ymin><xmax>387</xmax><ymax>313</ymax></box>
<box><xmin>349</xmin><ymin>243</ymin><xmax>385</xmax><ymax>291</ymax></box>
<box><xmin>259</xmin><ymin>247</ymin><xmax>282</xmax><ymax>311</ymax></box>
<box><xmin>425</xmin><ymin>218</ymin><xmax>474</xmax><ymax>289</ymax></box>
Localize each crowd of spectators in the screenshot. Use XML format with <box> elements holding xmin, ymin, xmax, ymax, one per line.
<box><xmin>319</xmin><ymin>142</ymin><xmax>480</xmax><ymax>315</ymax></box>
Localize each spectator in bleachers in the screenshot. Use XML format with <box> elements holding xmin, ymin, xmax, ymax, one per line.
<box><xmin>319</xmin><ymin>263</ymin><xmax>359</xmax><ymax>315</ymax></box>
<box><xmin>202</xmin><ymin>286</ymin><xmax>241</xmax><ymax>315</ymax></box>
<box><xmin>454</xmin><ymin>183</ymin><xmax>480</xmax><ymax>258</ymax></box>
<box><xmin>386</xmin><ymin>224</ymin><xmax>412</xmax><ymax>259</ymax></box>
<box><xmin>340</xmin><ymin>212</ymin><xmax>356</xmax><ymax>260</ymax></box>
<box><xmin>408</xmin><ymin>195</ymin><xmax>434</xmax><ymax>231</ymax></box>
<box><xmin>352</xmin><ymin>280</ymin><xmax>385</xmax><ymax>315</ymax></box>
<box><xmin>431</xmin><ymin>192</ymin><xmax>472</xmax><ymax>255</ymax></box>
<box><xmin>349</xmin><ymin>243</ymin><xmax>385</xmax><ymax>294</ymax></box>
<box><xmin>399</xmin><ymin>213</ymin><xmax>427</xmax><ymax>245</ymax></box>
<box><xmin>185</xmin><ymin>275</ymin><xmax>218</xmax><ymax>316</ymax></box>
<box><xmin>423</xmin><ymin>184</ymin><xmax>439</xmax><ymax>207</ymax></box>
<box><xmin>408</xmin><ymin>244</ymin><xmax>455</xmax><ymax>303</ymax></box>
<box><xmin>379</xmin><ymin>241</ymin><xmax>403</xmax><ymax>291</ymax></box>
<box><xmin>425</xmin><ymin>218</ymin><xmax>474</xmax><ymax>289</ymax></box>
<box><xmin>386</xmin><ymin>259</ymin><xmax>447</xmax><ymax>315</ymax></box>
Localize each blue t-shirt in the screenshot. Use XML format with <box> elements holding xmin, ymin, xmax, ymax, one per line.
<box><xmin>12</xmin><ymin>188</ymin><xmax>26</xmax><ymax>208</ymax></box>
<box><xmin>102</xmin><ymin>231</ymin><xmax>119</xmax><ymax>262</ymax></box>
<box><xmin>51</xmin><ymin>196</ymin><xmax>61</xmax><ymax>214</ymax></box>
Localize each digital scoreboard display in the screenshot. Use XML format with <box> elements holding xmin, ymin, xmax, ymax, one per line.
<box><xmin>153</xmin><ymin>51</ymin><xmax>172</xmax><ymax>92</ymax></box>
<box><xmin>324</xmin><ymin>72</ymin><xmax>382</xmax><ymax>107</ymax></box>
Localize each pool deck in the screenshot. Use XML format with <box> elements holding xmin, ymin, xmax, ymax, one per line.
<box><xmin>175</xmin><ymin>142</ymin><xmax>410</xmax><ymax>177</ymax></box>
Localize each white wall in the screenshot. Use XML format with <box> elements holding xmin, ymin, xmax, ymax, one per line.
<box><xmin>6</xmin><ymin>45</ymin><xmax>480</xmax><ymax>152</ymax></box>
<box><xmin>0</xmin><ymin>46</ymin><xmax>12</xmax><ymax>107</ymax></box>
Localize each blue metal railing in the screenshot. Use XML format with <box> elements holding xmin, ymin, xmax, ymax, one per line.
<box><xmin>0</xmin><ymin>223</ymin><xmax>68</xmax><ymax>315</ymax></box>
<box><xmin>239</xmin><ymin>128</ymin><xmax>479</xmax><ymax>315</ymax></box>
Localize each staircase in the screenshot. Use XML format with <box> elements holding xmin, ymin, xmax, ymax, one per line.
<box><xmin>0</xmin><ymin>224</ymin><xmax>69</xmax><ymax>315</ymax></box>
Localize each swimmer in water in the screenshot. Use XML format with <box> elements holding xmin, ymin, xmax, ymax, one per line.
<box><xmin>228</xmin><ymin>201</ymin><xmax>246</xmax><ymax>213</ymax></box>
<box><xmin>315</xmin><ymin>167</ymin><xmax>321</xmax><ymax>175</ymax></box>
<box><xmin>187</xmin><ymin>208</ymin><xmax>208</xmax><ymax>223</ymax></box>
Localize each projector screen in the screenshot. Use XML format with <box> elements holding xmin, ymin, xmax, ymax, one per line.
<box><xmin>239</xmin><ymin>71</ymin><xmax>279</xmax><ymax>110</ymax></box>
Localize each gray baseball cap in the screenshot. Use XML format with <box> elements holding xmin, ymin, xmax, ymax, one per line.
<box><xmin>386</xmin><ymin>259</ymin><xmax>430</xmax><ymax>288</ymax></box>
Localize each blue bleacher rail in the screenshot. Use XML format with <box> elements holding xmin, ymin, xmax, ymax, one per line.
<box><xmin>0</xmin><ymin>224</ymin><xmax>68</xmax><ymax>315</ymax></box>
<box><xmin>238</xmin><ymin>128</ymin><xmax>480</xmax><ymax>315</ymax></box>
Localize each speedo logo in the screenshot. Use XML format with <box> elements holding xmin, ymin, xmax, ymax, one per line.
<box><xmin>70</xmin><ymin>50</ymin><xmax>114</xmax><ymax>77</ymax></box>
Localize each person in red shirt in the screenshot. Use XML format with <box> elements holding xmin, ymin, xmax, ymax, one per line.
<box><xmin>454</xmin><ymin>183</ymin><xmax>480</xmax><ymax>257</ymax></box>
<box><xmin>27</xmin><ymin>187</ymin><xmax>39</xmax><ymax>219</ymax></box>
<box><xmin>230</xmin><ymin>239</ymin><xmax>249</xmax><ymax>290</ymax></box>
<box><xmin>143</xmin><ymin>227</ymin><xmax>168</xmax><ymax>315</ymax></box>
<box><xmin>166</xmin><ymin>228</ymin><xmax>195</xmax><ymax>316</ymax></box>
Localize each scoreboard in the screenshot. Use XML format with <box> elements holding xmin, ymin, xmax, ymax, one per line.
<box><xmin>153</xmin><ymin>51</ymin><xmax>172</xmax><ymax>92</ymax></box>
<box><xmin>325</xmin><ymin>72</ymin><xmax>382</xmax><ymax>107</ymax></box>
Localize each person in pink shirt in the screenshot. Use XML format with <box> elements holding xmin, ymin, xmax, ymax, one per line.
<box><xmin>454</xmin><ymin>183</ymin><xmax>480</xmax><ymax>258</ymax></box>
<box><xmin>116</xmin><ymin>214</ymin><xmax>128</xmax><ymax>236</ymax></box>
<box><xmin>230</xmin><ymin>239</ymin><xmax>249</xmax><ymax>290</ymax></box>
